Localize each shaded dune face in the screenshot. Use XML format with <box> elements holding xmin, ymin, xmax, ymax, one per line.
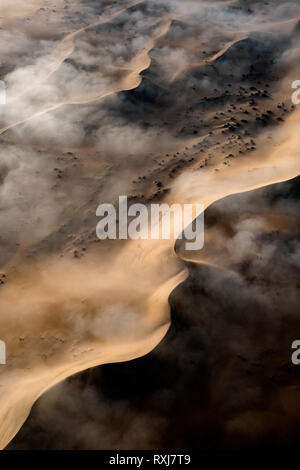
<box><xmin>0</xmin><ymin>0</ymin><xmax>300</xmax><ymax>449</ymax></box>
<box><xmin>9</xmin><ymin>176</ymin><xmax>300</xmax><ymax>450</ymax></box>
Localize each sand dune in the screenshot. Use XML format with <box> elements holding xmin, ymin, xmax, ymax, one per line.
<box><xmin>0</xmin><ymin>13</ymin><xmax>170</xmax><ymax>135</ymax></box>
<box><xmin>0</xmin><ymin>0</ymin><xmax>42</xmax><ymax>19</ymax></box>
<box><xmin>0</xmin><ymin>0</ymin><xmax>300</xmax><ymax>450</ymax></box>
<box><xmin>12</xmin><ymin>0</ymin><xmax>144</xmax><ymax>94</ymax></box>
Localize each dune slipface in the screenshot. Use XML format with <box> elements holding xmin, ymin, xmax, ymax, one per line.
<box><xmin>0</xmin><ymin>0</ymin><xmax>300</xmax><ymax>450</ymax></box>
